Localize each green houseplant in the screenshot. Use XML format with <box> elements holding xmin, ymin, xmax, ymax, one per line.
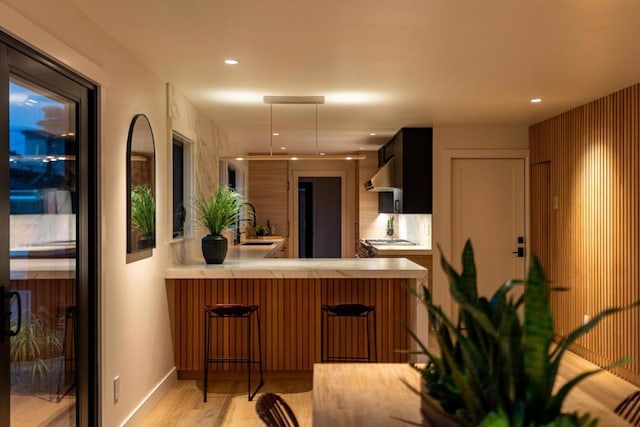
<box><xmin>131</xmin><ymin>184</ymin><xmax>155</xmax><ymax>249</ymax></box>
<box><xmin>195</xmin><ymin>185</ymin><xmax>247</xmax><ymax>264</ymax></box>
<box><xmin>406</xmin><ymin>240</ymin><xmax>639</xmax><ymax>427</ymax></box>
<box><xmin>10</xmin><ymin>307</ymin><xmax>63</xmax><ymax>394</ymax></box>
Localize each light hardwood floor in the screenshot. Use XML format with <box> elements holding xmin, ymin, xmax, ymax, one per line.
<box><xmin>141</xmin><ymin>375</ymin><xmax>313</xmax><ymax>427</ymax></box>
<box><xmin>142</xmin><ymin>351</ymin><xmax>639</xmax><ymax>426</ymax></box>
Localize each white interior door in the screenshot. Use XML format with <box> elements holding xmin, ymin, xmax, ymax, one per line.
<box><xmin>451</xmin><ymin>158</ymin><xmax>526</xmax><ymax>307</ymax></box>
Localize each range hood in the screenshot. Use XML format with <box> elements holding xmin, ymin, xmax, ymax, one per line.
<box><xmin>363</xmin><ymin>157</ymin><xmax>396</xmax><ymax>192</ymax></box>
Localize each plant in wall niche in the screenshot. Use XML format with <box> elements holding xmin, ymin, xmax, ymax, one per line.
<box><xmin>131</xmin><ymin>184</ymin><xmax>155</xmax><ymax>249</ymax></box>
<box><xmin>405</xmin><ymin>240</ymin><xmax>640</xmax><ymax>427</ymax></box>
<box><xmin>195</xmin><ymin>185</ymin><xmax>251</xmax><ymax>264</ymax></box>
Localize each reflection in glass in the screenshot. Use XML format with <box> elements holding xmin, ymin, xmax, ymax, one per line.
<box><xmin>9</xmin><ymin>77</ymin><xmax>77</xmax><ymax>425</ymax></box>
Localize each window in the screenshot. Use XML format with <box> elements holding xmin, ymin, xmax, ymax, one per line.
<box><xmin>172</xmin><ymin>132</ymin><xmax>192</xmax><ymax>239</ymax></box>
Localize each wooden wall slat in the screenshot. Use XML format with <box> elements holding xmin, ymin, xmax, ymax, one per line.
<box><xmin>530</xmin><ymin>83</ymin><xmax>640</xmax><ymax>386</ymax></box>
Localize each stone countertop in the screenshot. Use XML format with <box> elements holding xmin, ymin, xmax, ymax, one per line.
<box><xmin>370</xmin><ymin>244</ymin><xmax>432</xmax><ymax>256</ymax></box>
<box><xmin>166</xmin><ymin>257</ymin><xmax>427</xmax><ymax>280</ymax></box>
<box><xmin>224</xmin><ymin>236</ymin><xmax>286</xmax><ymax>260</ymax></box>
<box><xmin>361</xmin><ymin>239</ymin><xmax>432</xmax><ymax>256</ymax></box>
<box><xmin>10</xmin><ymin>258</ymin><xmax>76</xmax><ymax>280</ymax></box>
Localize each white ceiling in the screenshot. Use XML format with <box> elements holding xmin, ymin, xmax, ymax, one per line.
<box><xmin>71</xmin><ymin>0</ymin><xmax>640</xmax><ymax>155</ymax></box>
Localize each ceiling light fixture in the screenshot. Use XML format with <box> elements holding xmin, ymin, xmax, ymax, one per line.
<box><xmin>224</xmin><ymin>58</ymin><xmax>239</xmax><ymax>65</ymax></box>
<box><xmin>530</xmin><ymin>98</ymin><xmax>542</xmax><ymax>103</ymax></box>
<box><xmin>221</xmin><ymin>95</ymin><xmax>366</xmax><ymax>161</ymax></box>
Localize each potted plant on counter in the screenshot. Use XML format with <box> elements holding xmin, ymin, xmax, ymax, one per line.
<box><xmin>131</xmin><ymin>184</ymin><xmax>155</xmax><ymax>249</ymax></box>
<box><xmin>406</xmin><ymin>240</ymin><xmax>639</xmax><ymax>427</ymax></box>
<box><xmin>195</xmin><ymin>185</ymin><xmax>247</xmax><ymax>264</ymax></box>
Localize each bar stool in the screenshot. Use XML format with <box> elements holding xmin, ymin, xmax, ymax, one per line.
<box><xmin>321</xmin><ymin>303</ymin><xmax>377</xmax><ymax>363</ymax></box>
<box><xmin>203</xmin><ymin>304</ymin><xmax>263</xmax><ymax>401</ymax></box>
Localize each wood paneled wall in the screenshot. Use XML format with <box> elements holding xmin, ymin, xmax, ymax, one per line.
<box><xmin>530</xmin><ymin>83</ymin><xmax>640</xmax><ymax>385</ymax></box>
<box><xmin>171</xmin><ymin>278</ymin><xmax>412</xmax><ymax>377</ymax></box>
<box><xmin>248</xmin><ymin>161</ymin><xmax>289</xmax><ymax>254</ymax></box>
<box><xmin>10</xmin><ymin>278</ymin><xmax>75</xmax><ymax>318</ymax></box>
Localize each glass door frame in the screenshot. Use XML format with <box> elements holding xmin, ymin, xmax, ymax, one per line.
<box><xmin>0</xmin><ymin>32</ymin><xmax>99</xmax><ymax>426</ymax></box>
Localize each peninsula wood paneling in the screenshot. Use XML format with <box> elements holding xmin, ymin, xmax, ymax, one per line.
<box><xmin>170</xmin><ymin>278</ymin><xmax>412</xmax><ymax>377</ymax></box>
<box><xmin>530</xmin><ymin>83</ymin><xmax>640</xmax><ymax>385</ymax></box>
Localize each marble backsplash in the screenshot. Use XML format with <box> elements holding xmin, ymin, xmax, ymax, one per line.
<box><xmin>10</xmin><ymin>214</ymin><xmax>76</xmax><ymax>247</ymax></box>
<box><xmin>366</xmin><ymin>213</ymin><xmax>432</xmax><ymax>248</ymax></box>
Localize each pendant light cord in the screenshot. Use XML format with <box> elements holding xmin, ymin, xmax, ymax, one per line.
<box><xmin>270</xmin><ymin>103</ymin><xmax>273</xmax><ymax>156</ymax></box>
<box><xmin>315</xmin><ymin>102</ymin><xmax>318</xmax><ymax>156</ymax></box>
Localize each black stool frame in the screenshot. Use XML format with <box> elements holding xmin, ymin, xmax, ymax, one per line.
<box><xmin>203</xmin><ymin>304</ymin><xmax>264</xmax><ymax>401</ymax></box>
<box><xmin>321</xmin><ymin>304</ymin><xmax>377</xmax><ymax>363</ymax></box>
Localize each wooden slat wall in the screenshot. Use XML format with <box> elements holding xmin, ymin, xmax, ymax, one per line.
<box><xmin>248</xmin><ymin>161</ymin><xmax>289</xmax><ymax>255</ymax></box>
<box><xmin>171</xmin><ymin>278</ymin><xmax>412</xmax><ymax>376</ymax></box>
<box><xmin>10</xmin><ymin>278</ymin><xmax>76</xmax><ymax>319</ymax></box>
<box><xmin>530</xmin><ymin>83</ymin><xmax>640</xmax><ymax>385</ymax></box>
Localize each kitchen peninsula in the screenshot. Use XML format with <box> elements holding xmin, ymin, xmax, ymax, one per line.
<box><xmin>165</xmin><ymin>238</ymin><xmax>428</xmax><ymax>377</ymax></box>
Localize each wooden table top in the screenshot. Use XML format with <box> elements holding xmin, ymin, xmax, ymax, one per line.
<box><xmin>313</xmin><ymin>359</ymin><xmax>633</xmax><ymax>426</ymax></box>
<box><xmin>312</xmin><ymin>363</ymin><xmax>427</xmax><ymax>427</ymax></box>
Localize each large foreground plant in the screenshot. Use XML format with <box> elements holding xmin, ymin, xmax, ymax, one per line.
<box><xmin>407</xmin><ymin>240</ymin><xmax>639</xmax><ymax>427</ymax></box>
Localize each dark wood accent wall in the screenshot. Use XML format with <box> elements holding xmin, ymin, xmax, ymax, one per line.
<box><xmin>530</xmin><ymin>83</ymin><xmax>640</xmax><ymax>385</ymax></box>
<box><xmin>171</xmin><ymin>278</ymin><xmax>413</xmax><ymax>376</ymax></box>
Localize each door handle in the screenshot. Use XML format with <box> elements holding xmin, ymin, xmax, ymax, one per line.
<box><xmin>512</xmin><ymin>247</ymin><xmax>525</xmax><ymax>258</ymax></box>
<box><xmin>1</xmin><ymin>286</ymin><xmax>22</xmax><ymax>341</ymax></box>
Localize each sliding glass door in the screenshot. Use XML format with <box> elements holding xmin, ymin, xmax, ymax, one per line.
<box><xmin>0</xmin><ymin>35</ymin><xmax>98</xmax><ymax>426</ymax></box>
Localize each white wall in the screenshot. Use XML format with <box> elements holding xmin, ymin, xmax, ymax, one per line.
<box><xmin>432</xmin><ymin>126</ymin><xmax>528</xmax><ymax>312</ymax></box>
<box><xmin>1</xmin><ymin>2</ymin><xmax>178</xmax><ymax>425</ymax></box>
<box><xmin>166</xmin><ymin>84</ymin><xmax>247</xmax><ymax>266</ymax></box>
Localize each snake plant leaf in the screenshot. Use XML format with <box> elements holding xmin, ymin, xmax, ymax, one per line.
<box><xmin>550</xmin><ymin>299</ymin><xmax>640</xmax><ymax>366</ymax></box>
<box><xmin>523</xmin><ymin>256</ymin><xmax>554</xmax><ymax>414</ymax></box>
<box><xmin>545</xmin><ymin>358</ymin><xmax>631</xmax><ymax>418</ymax></box>
<box><xmin>497</xmin><ymin>302</ymin><xmax>524</xmax><ymax>403</ymax></box>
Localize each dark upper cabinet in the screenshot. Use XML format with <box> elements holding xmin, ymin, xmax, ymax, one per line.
<box><xmin>378</xmin><ymin>127</ymin><xmax>433</xmax><ymax>214</ymax></box>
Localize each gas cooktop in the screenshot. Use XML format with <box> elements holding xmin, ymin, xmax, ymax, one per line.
<box><xmin>364</xmin><ymin>238</ymin><xmax>417</xmax><ymax>245</ymax></box>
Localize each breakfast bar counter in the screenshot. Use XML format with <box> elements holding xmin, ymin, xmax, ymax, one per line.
<box><xmin>166</xmin><ymin>257</ymin><xmax>427</xmax><ymax>279</ymax></box>
<box><xmin>166</xmin><ymin>256</ymin><xmax>428</xmax><ymax>377</ymax></box>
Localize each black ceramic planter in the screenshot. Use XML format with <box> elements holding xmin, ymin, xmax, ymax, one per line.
<box><xmin>137</xmin><ymin>234</ymin><xmax>155</xmax><ymax>250</ymax></box>
<box><xmin>202</xmin><ymin>234</ymin><xmax>228</xmax><ymax>264</ymax></box>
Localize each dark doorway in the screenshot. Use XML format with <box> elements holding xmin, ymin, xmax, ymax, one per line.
<box><xmin>297</xmin><ymin>177</ymin><xmax>341</xmax><ymax>258</ymax></box>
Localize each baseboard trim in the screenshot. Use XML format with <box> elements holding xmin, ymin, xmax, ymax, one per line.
<box><xmin>122</xmin><ymin>367</ymin><xmax>178</xmax><ymax>426</ymax></box>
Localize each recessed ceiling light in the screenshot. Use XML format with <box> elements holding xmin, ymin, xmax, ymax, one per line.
<box><xmin>235</xmin><ymin>157</ymin><xmax>244</xmax><ymax>161</ymax></box>
<box><xmin>369</xmin><ymin>133</ymin><xmax>376</xmax><ymax>136</ymax></box>
<box><xmin>530</xmin><ymin>98</ymin><xmax>542</xmax><ymax>103</ymax></box>
<box><xmin>291</xmin><ymin>157</ymin><xmax>298</xmax><ymax>160</ymax></box>
<box><xmin>319</xmin><ymin>153</ymin><xmax>326</xmax><ymax>156</ymax></box>
<box><xmin>359</xmin><ymin>147</ymin><xmax>365</xmax><ymax>150</ymax></box>
<box><xmin>280</xmin><ymin>146</ymin><xmax>286</xmax><ymax>150</ymax></box>
<box><xmin>346</xmin><ymin>157</ymin><xmax>353</xmax><ymax>160</ymax></box>
<box><xmin>272</xmin><ymin>132</ymin><xmax>280</xmax><ymax>136</ymax></box>
<box><xmin>224</xmin><ymin>59</ymin><xmax>239</xmax><ymax>65</ymax></box>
